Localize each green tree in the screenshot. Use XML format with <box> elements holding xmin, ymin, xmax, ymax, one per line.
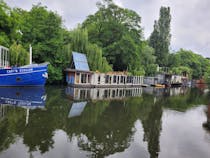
<box><xmin>83</xmin><ymin>0</ymin><xmax>143</xmax><ymax>72</ymax></box>
<box><xmin>9</xmin><ymin>42</ymin><xmax>29</xmax><ymax>66</ymax></box>
<box><xmin>168</xmin><ymin>53</ymin><xmax>181</xmax><ymax>68</ymax></box>
<box><xmin>70</xmin><ymin>26</ymin><xmax>88</xmax><ymax>54</ymax></box>
<box><xmin>141</xmin><ymin>42</ymin><xmax>157</xmax><ymax>76</ymax></box>
<box><xmin>0</xmin><ymin>0</ymin><xmax>12</xmax><ymax>46</ymax></box>
<box><xmin>204</xmin><ymin>61</ymin><xmax>210</xmax><ymax>83</ymax></box>
<box><xmin>171</xmin><ymin>66</ymin><xmax>192</xmax><ymax>77</ymax></box>
<box><xmin>149</xmin><ymin>7</ymin><xmax>171</xmax><ymax>66</ymax></box>
<box><xmin>176</xmin><ymin>49</ymin><xmax>203</xmax><ymax>79</ymax></box>
<box><xmin>168</xmin><ymin>49</ymin><xmax>210</xmax><ymax>79</ymax></box>
<box><xmin>14</xmin><ymin>4</ymin><xmax>69</xmax><ymax>83</ymax></box>
<box><xmin>67</xmin><ymin>27</ymin><xmax>112</xmax><ymax>72</ymax></box>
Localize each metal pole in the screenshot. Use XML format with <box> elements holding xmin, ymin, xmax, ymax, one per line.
<box><xmin>29</xmin><ymin>44</ymin><xmax>32</xmax><ymax>65</ymax></box>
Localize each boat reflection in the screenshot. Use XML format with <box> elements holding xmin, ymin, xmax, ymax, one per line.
<box><xmin>66</xmin><ymin>87</ymin><xmax>189</xmax><ymax>101</ymax></box>
<box><xmin>0</xmin><ymin>87</ymin><xmax>46</xmax><ymax>109</ymax></box>
<box><xmin>66</xmin><ymin>87</ymin><xmax>189</xmax><ymax>120</ymax></box>
<box><xmin>0</xmin><ymin>87</ymin><xmax>46</xmax><ymax>124</ymax></box>
<box><xmin>143</xmin><ymin>86</ymin><xmax>188</xmax><ymax>97</ymax></box>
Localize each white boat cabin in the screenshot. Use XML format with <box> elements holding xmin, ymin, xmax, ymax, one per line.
<box><xmin>66</xmin><ymin>52</ymin><xmax>144</xmax><ymax>87</ymax></box>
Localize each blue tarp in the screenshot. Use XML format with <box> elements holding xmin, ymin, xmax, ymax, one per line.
<box><xmin>72</xmin><ymin>52</ymin><xmax>90</xmax><ymax>71</ymax></box>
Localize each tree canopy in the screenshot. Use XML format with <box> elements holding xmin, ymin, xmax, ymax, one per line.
<box><xmin>168</xmin><ymin>49</ymin><xmax>210</xmax><ymax>79</ymax></box>
<box><xmin>149</xmin><ymin>7</ymin><xmax>171</xmax><ymax>66</ymax></box>
<box><xmin>82</xmin><ymin>0</ymin><xmax>144</xmax><ymax>73</ymax></box>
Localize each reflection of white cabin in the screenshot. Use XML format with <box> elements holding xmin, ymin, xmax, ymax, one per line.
<box><xmin>66</xmin><ymin>86</ymin><xmax>188</xmax><ymax>101</ymax></box>
<box><xmin>66</xmin><ymin>87</ymin><xmax>143</xmax><ymax>101</ymax></box>
<box><xmin>65</xmin><ymin>52</ymin><xmax>144</xmax><ymax>87</ymax></box>
<box><xmin>0</xmin><ymin>45</ymin><xmax>9</xmax><ymax>68</ymax></box>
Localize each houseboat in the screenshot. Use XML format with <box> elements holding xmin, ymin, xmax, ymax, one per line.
<box><xmin>66</xmin><ymin>52</ymin><xmax>144</xmax><ymax>87</ymax></box>
<box><xmin>0</xmin><ymin>45</ymin><xmax>48</xmax><ymax>86</ymax></box>
<box><xmin>144</xmin><ymin>73</ymin><xmax>187</xmax><ymax>87</ymax></box>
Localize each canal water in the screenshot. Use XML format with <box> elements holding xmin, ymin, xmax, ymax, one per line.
<box><xmin>0</xmin><ymin>86</ymin><xmax>210</xmax><ymax>158</ymax></box>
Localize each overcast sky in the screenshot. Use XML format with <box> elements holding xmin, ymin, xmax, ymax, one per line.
<box><xmin>6</xmin><ymin>0</ymin><xmax>210</xmax><ymax>58</ymax></box>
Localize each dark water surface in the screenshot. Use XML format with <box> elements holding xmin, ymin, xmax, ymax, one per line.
<box><xmin>0</xmin><ymin>86</ymin><xmax>210</xmax><ymax>158</ymax></box>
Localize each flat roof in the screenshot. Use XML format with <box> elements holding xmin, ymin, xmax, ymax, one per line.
<box><xmin>0</xmin><ymin>45</ymin><xmax>9</xmax><ymax>51</ymax></box>
<box><xmin>65</xmin><ymin>68</ymin><xmax>93</xmax><ymax>74</ymax></box>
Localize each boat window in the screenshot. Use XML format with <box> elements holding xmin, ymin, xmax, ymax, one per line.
<box><xmin>98</xmin><ymin>75</ymin><xmax>100</xmax><ymax>84</ymax></box>
<box><xmin>81</xmin><ymin>74</ymin><xmax>87</xmax><ymax>83</ymax></box>
<box><xmin>120</xmin><ymin>76</ymin><xmax>123</xmax><ymax>83</ymax></box>
<box><xmin>127</xmin><ymin>76</ymin><xmax>130</xmax><ymax>83</ymax></box>
<box><xmin>97</xmin><ymin>90</ymin><xmax>100</xmax><ymax>98</ymax></box>
<box><xmin>112</xmin><ymin>90</ymin><xmax>115</xmax><ymax>97</ymax></box>
<box><xmin>113</xmin><ymin>76</ymin><xmax>116</xmax><ymax>83</ymax></box>
<box><xmin>16</xmin><ymin>77</ymin><xmax>21</xmax><ymax>81</ymax></box>
<box><xmin>109</xmin><ymin>76</ymin><xmax>112</xmax><ymax>84</ymax></box>
<box><xmin>104</xmin><ymin>90</ymin><xmax>108</xmax><ymax>98</ymax></box>
<box><xmin>105</xmin><ymin>75</ymin><xmax>109</xmax><ymax>83</ymax></box>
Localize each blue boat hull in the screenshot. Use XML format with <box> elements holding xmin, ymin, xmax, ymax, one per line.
<box><xmin>0</xmin><ymin>64</ymin><xmax>48</xmax><ymax>86</ymax></box>
<box><xmin>0</xmin><ymin>87</ymin><xmax>46</xmax><ymax>108</ymax></box>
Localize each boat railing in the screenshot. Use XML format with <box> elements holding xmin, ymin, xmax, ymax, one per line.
<box><xmin>20</xmin><ymin>62</ymin><xmax>49</xmax><ymax>68</ymax></box>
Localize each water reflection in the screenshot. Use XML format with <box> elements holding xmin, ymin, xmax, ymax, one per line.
<box><xmin>66</xmin><ymin>87</ymin><xmax>143</xmax><ymax>101</ymax></box>
<box><xmin>203</xmin><ymin>103</ymin><xmax>210</xmax><ymax>132</ymax></box>
<box><xmin>0</xmin><ymin>87</ymin><xmax>47</xmax><ymax>157</ymax></box>
<box><xmin>0</xmin><ymin>87</ymin><xmax>46</xmax><ymax>108</ymax></box>
<box><xmin>66</xmin><ymin>87</ymin><xmax>189</xmax><ymax>101</ymax></box>
<box><xmin>0</xmin><ymin>86</ymin><xmax>210</xmax><ymax>158</ymax></box>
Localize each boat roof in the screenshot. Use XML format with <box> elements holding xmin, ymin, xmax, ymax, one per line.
<box><xmin>0</xmin><ymin>45</ymin><xmax>9</xmax><ymax>50</ymax></box>
<box><xmin>72</xmin><ymin>52</ymin><xmax>90</xmax><ymax>71</ymax></box>
<box><xmin>20</xmin><ymin>62</ymin><xmax>49</xmax><ymax>68</ymax></box>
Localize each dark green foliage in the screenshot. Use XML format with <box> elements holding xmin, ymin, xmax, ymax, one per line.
<box><xmin>9</xmin><ymin>42</ymin><xmax>29</xmax><ymax>66</ymax></box>
<box><xmin>171</xmin><ymin>66</ymin><xmax>192</xmax><ymax>76</ymax></box>
<box><xmin>20</xmin><ymin>5</ymin><xmax>63</xmax><ymax>62</ymax></box>
<box><xmin>83</xmin><ymin>0</ymin><xmax>144</xmax><ymax>74</ymax></box>
<box><xmin>141</xmin><ymin>42</ymin><xmax>157</xmax><ymax>76</ymax></box>
<box><xmin>204</xmin><ymin>66</ymin><xmax>210</xmax><ymax>83</ymax></box>
<box><xmin>149</xmin><ymin>7</ymin><xmax>171</xmax><ymax>66</ymax></box>
<box><xmin>204</xmin><ymin>59</ymin><xmax>210</xmax><ymax>83</ymax></box>
<box><xmin>168</xmin><ymin>53</ymin><xmax>181</xmax><ymax>68</ymax></box>
<box><xmin>67</xmin><ymin>27</ymin><xmax>112</xmax><ymax>72</ymax></box>
<box><xmin>0</xmin><ymin>0</ymin><xmax>12</xmax><ymax>47</ymax></box>
<box><xmin>168</xmin><ymin>49</ymin><xmax>210</xmax><ymax>79</ymax></box>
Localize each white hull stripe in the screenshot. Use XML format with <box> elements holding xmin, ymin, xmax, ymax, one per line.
<box><xmin>1</xmin><ymin>97</ymin><xmax>43</xmax><ymax>104</ymax></box>
<box><xmin>0</xmin><ymin>69</ymin><xmax>46</xmax><ymax>77</ymax></box>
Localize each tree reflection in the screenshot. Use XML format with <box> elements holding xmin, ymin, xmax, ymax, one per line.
<box><xmin>67</xmin><ymin>100</ymin><xmax>134</xmax><ymax>157</ymax></box>
<box><xmin>203</xmin><ymin>104</ymin><xmax>210</xmax><ymax>132</ymax></box>
<box><xmin>23</xmin><ymin>109</ymin><xmax>55</xmax><ymax>153</ymax></box>
<box><xmin>0</xmin><ymin>107</ymin><xmax>25</xmax><ymax>152</ymax></box>
<box><xmin>141</xmin><ymin>98</ymin><xmax>162</xmax><ymax>158</ymax></box>
<box><xmin>0</xmin><ymin>87</ymin><xmax>209</xmax><ymax>158</ymax></box>
<box><xmin>66</xmin><ymin>95</ymin><xmax>162</xmax><ymax>158</ymax></box>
